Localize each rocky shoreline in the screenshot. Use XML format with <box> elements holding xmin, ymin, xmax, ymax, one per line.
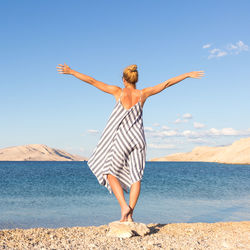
<box><xmin>0</xmin><ymin>221</ymin><xmax>249</xmax><ymax>249</ymax></box>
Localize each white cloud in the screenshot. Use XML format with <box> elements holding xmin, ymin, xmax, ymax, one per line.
<box><xmin>227</xmin><ymin>40</ymin><xmax>249</xmax><ymax>54</ymax></box>
<box><xmin>145</xmin><ymin>128</ymin><xmax>179</xmax><ymax>138</ymax></box>
<box><xmin>173</xmin><ymin>113</ymin><xmax>192</xmax><ymax>124</ymax></box>
<box><xmin>144</xmin><ymin>126</ymin><xmax>154</xmax><ymax>132</ymax></box>
<box><xmin>182</xmin><ymin>127</ymin><xmax>250</xmax><ymax>138</ymax></box>
<box><xmin>193</xmin><ymin>122</ymin><xmax>205</xmax><ymax>129</ymax></box>
<box><xmin>174</xmin><ymin>118</ymin><xmax>182</xmax><ymax>124</ymax></box>
<box><xmin>149</xmin><ymin>126</ymin><xmax>250</xmax><ymax>140</ymax></box>
<box><xmin>203</xmin><ymin>43</ymin><xmax>211</xmax><ymax>49</ymax></box>
<box><xmin>208</xmin><ymin>128</ymin><xmax>220</xmax><ymax>135</ymax></box>
<box><xmin>87</xmin><ymin>129</ymin><xmax>99</xmax><ymax>134</ymax></box>
<box><xmin>207</xmin><ymin>127</ymin><xmax>247</xmax><ymax>136</ymax></box>
<box><xmin>208</xmin><ymin>48</ymin><xmax>227</xmax><ymax>59</ymax></box>
<box><xmin>162</xmin><ymin>125</ymin><xmax>170</xmax><ymax>130</ymax></box>
<box><xmin>162</xmin><ymin>130</ymin><xmax>178</xmax><ymax>136</ymax></box>
<box><xmin>153</xmin><ymin>123</ymin><xmax>160</xmax><ymax>127</ymax></box>
<box><xmin>145</xmin><ymin>121</ymin><xmax>250</xmax><ymax>157</ymax></box>
<box><xmin>206</xmin><ymin>40</ymin><xmax>249</xmax><ymax>59</ymax></box>
<box><xmin>221</xmin><ymin>128</ymin><xmax>239</xmax><ymax>135</ymax></box>
<box><xmin>187</xmin><ymin>138</ymin><xmax>209</xmax><ymax>144</ymax></box>
<box><xmin>183</xmin><ymin>113</ymin><xmax>192</xmax><ymax>119</ymax></box>
<box><xmin>148</xmin><ymin>143</ymin><xmax>175</xmax><ymax>149</ymax></box>
<box><xmin>181</xmin><ymin>130</ymin><xmax>198</xmax><ymax>137</ymax></box>
<box><xmin>174</xmin><ymin>118</ymin><xmax>188</xmax><ymax>124</ymax></box>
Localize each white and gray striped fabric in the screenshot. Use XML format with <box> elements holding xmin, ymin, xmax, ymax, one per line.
<box><xmin>87</xmin><ymin>89</ymin><xmax>147</xmax><ymax>194</ymax></box>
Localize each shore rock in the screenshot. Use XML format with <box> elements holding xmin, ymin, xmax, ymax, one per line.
<box><xmin>107</xmin><ymin>221</ymin><xmax>150</xmax><ymax>238</ymax></box>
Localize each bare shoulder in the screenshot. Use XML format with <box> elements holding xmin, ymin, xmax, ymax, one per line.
<box><xmin>140</xmin><ymin>88</ymin><xmax>150</xmax><ymax>107</ymax></box>
<box><xmin>112</xmin><ymin>86</ymin><xmax>122</xmax><ymax>101</ymax></box>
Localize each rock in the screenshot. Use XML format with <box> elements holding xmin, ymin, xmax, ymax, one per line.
<box><xmin>128</xmin><ymin>222</ymin><xmax>150</xmax><ymax>236</ymax></box>
<box><xmin>107</xmin><ymin>222</ymin><xmax>133</xmax><ymax>238</ymax></box>
<box><xmin>107</xmin><ymin>221</ymin><xmax>150</xmax><ymax>238</ymax></box>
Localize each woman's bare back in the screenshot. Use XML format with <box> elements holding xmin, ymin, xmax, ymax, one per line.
<box><xmin>118</xmin><ymin>88</ymin><xmax>144</xmax><ymax>110</ymax></box>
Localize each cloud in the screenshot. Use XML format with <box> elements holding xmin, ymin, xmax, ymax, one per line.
<box><xmin>180</xmin><ymin>127</ymin><xmax>250</xmax><ymax>138</ymax></box>
<box><xmin>187</xmin><ymin>138</ymin><xmax>209</xmax><ymax>144</ymax></box>
<box><xmin>153</xmin><ymin>123</ymin><xmax>160</xmax><ymax>127</ymax></box>
<box><xmin>174</xmin><ymin>118</ymin><xmax>182</xmax><ymax>124</ymax></box>
<box><xmin>193</xmin><ymin>122</ymin><xmax>205</xmax><ymax>129</ymax></box>
<box><xmin>173</xmin><ymin>113</ymin><xmax>192</xmax><ymax>124</ymax></box>
<box><xmin>185</xmin><ymin>127</ymin><xmax>250</xmax><ymax>138</ymax></box>
<box><xmin>148</xmin><ymin>143</ymin><xmax>175</xmax><ymax>149</ymax></box>
<box><xmin>203</xmin><ymin>43</ymin><xmax>212</xmax><ymax>49</ymax></box>
<box><xmin>227</xmin><ymin>40</ymin><xmax>249</xmax><ymax>54</ymax></box>
<box><xmin>87</xmin><ymin>129</ymin><xmax>99</xmax><ymax>134</ymax></box>
<box><xmin>183</xmin><ymin>113</ymin><xmax>192</xmax><ymax>119</ymax></box>
<box><xmin>145</xmin><ymin>124</ymin><xmax>250</xmax><ymax>140</ymax></box>
<box><xmin>174</xmin><ymin>118</ymin><xmax>188</xmax><ymax>124</ymax></box>
<box><xmin>162</xmin><ymin>125</ymin><xmax>170</xmax><ymax>130</ymax></box>
<box><xmin>144</xmin><ymin>122</ymin><xmax>250</xmax><ymax>155</ymax></box>
<box><xmin>207</xmin><ymin>127</ymin><xmax>248</xmax><ymax>136</ymax></box>
<box><xmin>144</xmin><ymin>126</ymin><xmax>154</xmax><ymax>132</ymax></box>
<box><xmin>205</xmin><ymin>40</ymin><xmax>249</xmax><ymax>59</ymax></box>
<box><xmin>162</xmin><ymin>130</ymin><xmax>178</xmax><ymax>136</ymax></box>
<box><xmin>181</xmin><ymin>130</ymin><xmax>198</xmax><ymax>137</ymax></box>
<box><xmin>145</xmin><ymin>128</ymin><xmax>179</xmax><ymax>138</ymax></box>
<box><xmin>208</xmin><ymin>48</ymin><xmax>227</xmax><ymax>59</ymax></box>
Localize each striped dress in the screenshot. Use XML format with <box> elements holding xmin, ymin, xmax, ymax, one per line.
<box><xmin>87</xmin><ymin>89</ymin><xmax>147</xmax><ymax>194</ymax></box>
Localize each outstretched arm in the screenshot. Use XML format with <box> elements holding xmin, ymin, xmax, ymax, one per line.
<box><xmin>56</xmin><ymin>63</ymin><xmax>120</xmax><ymax>96</ymax></box>
<box><xmin>142</xmin><ymin>71</ymin><xmax>204</xmax><ymax>99</ymax></box>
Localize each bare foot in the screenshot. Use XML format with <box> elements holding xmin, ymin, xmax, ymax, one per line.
<box><xmin>120</xmin><ymin>205</ymin><xmax>131</xmax><ymax>222</ymax></box>
<box><xmin>127</xmin><ymin>205</ymin><xmax>134</xmax><ymax>222</ymax></box>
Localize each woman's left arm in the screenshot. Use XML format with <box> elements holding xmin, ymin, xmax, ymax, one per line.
<box><xmin>142</xmin><ymin>71</ymin><xmax>205</xmax><ymax>99</ymax></box>
<box><xmin>56</xmin><ymin>63</ymin><xmax>120</xmax><ymax>96</ymax></box>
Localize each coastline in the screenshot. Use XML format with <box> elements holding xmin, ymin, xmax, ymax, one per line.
<box><xmin>1</xmin><ymin>221</ymin><xmax>249</xmax><ymax>249</ymax></box>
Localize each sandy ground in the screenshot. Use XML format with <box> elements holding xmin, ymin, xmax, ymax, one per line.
<box><xmin>0</xmin><ymin>221</ymin><xmax>249</xmax><ymax>249</ymax></box>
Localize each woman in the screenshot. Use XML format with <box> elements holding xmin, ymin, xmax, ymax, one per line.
<box><xmin>56</xmin><ymin>63</ymin><xmax>204</xmax><ymax>222</ymax></box>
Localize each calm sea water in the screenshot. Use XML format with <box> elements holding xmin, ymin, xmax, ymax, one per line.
<box><xmin>0</xmin><ymin>161</ymin><xmax>249</xmax><ymax>230</ymax></box>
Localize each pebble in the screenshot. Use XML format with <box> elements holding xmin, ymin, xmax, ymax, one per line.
<box><xmin>0</xmin><ymin>221</ymin><xmax>249</xmax><ymax>249</ymax></box>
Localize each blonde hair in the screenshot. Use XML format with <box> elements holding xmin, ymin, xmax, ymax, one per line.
<box><xmin>123</xmin><ymin>64</ymin><xmax>138</xmax><ymax>84</ymax></box>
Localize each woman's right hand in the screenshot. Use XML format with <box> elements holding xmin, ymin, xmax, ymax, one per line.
<box><xmin>56</xmin><ymin>63</ymin><xmax>72</xmax><ymax>74</ymax></box>
<box><xmin>188</xmin><ymin>71</ymin><xmax>205</xmax><ymax>79</ymax></box>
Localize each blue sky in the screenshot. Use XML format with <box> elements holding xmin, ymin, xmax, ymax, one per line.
<box><xmin>1</xmin><ymin>0</ymin><xmax>250</xmax><ymax>160</ymax></box>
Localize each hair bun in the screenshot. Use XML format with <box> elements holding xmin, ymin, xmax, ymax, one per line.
<box><xmin>123</xmin><ymin>64</ymin><xmax>138</xmax><ymax>84</ymax></box>
<box><xmin>128</xmin><ymin>64</ymin><xmax>137</xmax><ymax>72</ymax></box>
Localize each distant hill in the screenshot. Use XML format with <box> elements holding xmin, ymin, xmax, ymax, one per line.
<box><xmin>151</xmin><ymin>137</ymin><xmax>250</xmax><ymax>164</ymax></box>
<box><xmin>0</xmin><ymin>144</ymin><xmax>87</xmax><ymax>161</ymax></box>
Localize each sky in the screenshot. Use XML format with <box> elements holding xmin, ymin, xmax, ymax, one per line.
<box><xmin>1</xmin><ymin>0</ymin><xmax>250</xmax><ymax>160</ymax></box>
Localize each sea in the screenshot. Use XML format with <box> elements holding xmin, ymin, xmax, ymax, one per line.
<box><xmin>0</xmin><ymin>161</ymin><xmax>249</xmax><ymax>230</ymax></box>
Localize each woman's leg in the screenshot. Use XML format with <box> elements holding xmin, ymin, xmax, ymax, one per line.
<box><xmin>107</xmin><ymin>174</ymin><xmax>130</xmax><ymax>222</ymax></box>
<box><xmin>128</xmin><ymin>180</ymin><xmax>141</xmax><ymax>222</ymax></box>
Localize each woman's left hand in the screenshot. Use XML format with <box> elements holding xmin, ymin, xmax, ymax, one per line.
<box><xmin>189</xmin><ymin>71</ymin><xmax>205</xmax><ymax>79</ymax></box>
<box><xmin>56</xmin><ymin>63</ymin><xmax>72</xmax><ymax>74</ymax></box>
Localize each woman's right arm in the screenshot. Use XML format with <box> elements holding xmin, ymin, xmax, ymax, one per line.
<box><xmin>56</xmin><ymin>63</ymin><xmax>121</xmax><ymax>97</ymax></box>
<box><xmin>142</xmin><ymin>71</ymin><xmax>204</xmax><ymax>99</ymax></box>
